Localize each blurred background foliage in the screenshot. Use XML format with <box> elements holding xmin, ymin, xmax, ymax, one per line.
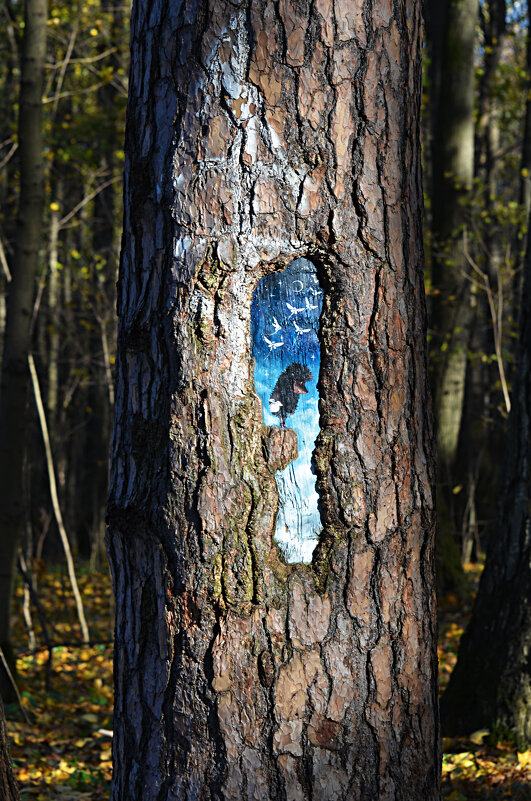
<box><xmin>1</xmin><ymin>0</ymin><xmax>127</xmax><ymax>566</ymax></box>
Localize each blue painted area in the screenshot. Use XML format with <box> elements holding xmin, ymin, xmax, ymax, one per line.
<box><xmin>251</xmin><ymin>258</ymin><xmax>323</xmax><ymax>563</ymax></box>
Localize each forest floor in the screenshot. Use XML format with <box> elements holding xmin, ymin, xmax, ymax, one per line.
<box><xmin>437</xmin><ymin>564</ymin><xmax>531</xmax><ymax>800</ymax></box>
<box><xmin>4</xmin><ymin>564</ymin><xmax>531</xmax><ymax>800</ymax></box>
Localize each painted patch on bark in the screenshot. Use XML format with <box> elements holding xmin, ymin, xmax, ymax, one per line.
<box><xmin>251</xmin><ymin>258</ymin><xmax>322</xmax><ymax>562</ymax></box>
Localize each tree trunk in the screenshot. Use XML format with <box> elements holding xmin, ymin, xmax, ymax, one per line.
<box><xmin>441</xmin><ymin>202</ymin><xmax>531</xmax><ymax>746</ymax></box>
<box><xmin>431</xmin><ymin>0</ymin><xmax>478</xmax><ymax>474</ymax></box>
<box><xmin>458</xmin><ymin>0</ymin><xmax>506</xmax><ymax>564</ymax></box>
<box><xmin>47</xmin><ymin>185</ymin><xmax>61</xmax><ymax>426</ymax></box>
<box><xmin>85</xmin><ymin>10</ymin><xmax>123</xmax><ymax>561</ymax></box>
<box><xmin>429</xmin><ymin>0</ymin><xmax>478</xmax><ymax>590</ymax></box>
<box><xmin>475</xmin><ymin>0</ymin><xmax>506</xmax><ymax>178</ymax></box>
<box><xmin>513</xmin><ymin>0</ymin><xmax>531</xmax><ymax>322</ymax></box>
<box><xmin>107</xmin><ymin>2</ymin><xmax>440</xmax><ymax>800</ymax></box>
<box><xmin>423</xmin><ymin>0</ymin><xmax>448</xmax><ymax>205</ymax></box>
<box><xmin>0</xmin><ymin>696</ymin><xmax>20</xmax><ymax>801</ymax></box>
<box><xmin>521</xmin><ymin>4</ymin><xmax>531</xmax><ymax>220</ymax></box>
<box><xmin>0</xmin><ymin>0</ymin><xmax>47</xmax><ymax>700</ymax></box>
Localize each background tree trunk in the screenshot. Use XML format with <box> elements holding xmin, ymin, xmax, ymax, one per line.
<box><xmin>441</xmin><ymin>201</ymin><xmax>531</xmax><ymax>746</ymax></box>
<box><xmin>429</xmin><ymin>0</ymin><xmax>478</xmax><ymax>591</ymax></box>
<box><xmin>431</xmin><ymin>0</ymin><xmax>478</xmax><ymax>474</ymax></box>
<box><xmin>458</xmin><ymin>0</ymin><xmax>506</xmax><ymax>565</ymax></box>
<box><xmin>107</xmin><ymin>1</ymin><xmax>439</xmax><ymax>799</ymax></box>
<box><xmin>0</xmin><ymin>0</ymin><xmax>47</xmax><ymax>700</ymax></box>
<box><xmin>423</xmin><ymin>0</ymin><xmax>448</xmax><ymax>205</ymax></box>
<box><xmin>519</xmin><ymin>0</ymin><xmax>531</xmax><ymax>222</ymax></box>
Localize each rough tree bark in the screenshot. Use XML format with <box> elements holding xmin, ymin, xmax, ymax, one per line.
<box><xmin>0</xmin><ymin>696</ymin><xmax>20</xmax><ymax>801</ymax></box>
<box><xmin>0</xmin><ymin>0</ymin><xmax>47</xmax><ymax>700</ymax></box>
<box><xmin>441</xmin><ymin>203</ymin><xmax>531</xmax><ymax>746</ymax></box>
<box><xmin>107</xmin><ymin>1</ymin><xmax>440</xmax><ymax>799</ymax></box>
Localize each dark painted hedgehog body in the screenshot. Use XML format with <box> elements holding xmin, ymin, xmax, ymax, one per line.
<box><xmin>269</xmin><ymin>362</ymin><xmax>313</xmax><ymax>427</ymax></box>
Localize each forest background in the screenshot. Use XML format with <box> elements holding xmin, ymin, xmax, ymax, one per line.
<box><xmin>1</xmin><ymin>0</ymin><xmax>531</xmax><ymax>798</ymax></box>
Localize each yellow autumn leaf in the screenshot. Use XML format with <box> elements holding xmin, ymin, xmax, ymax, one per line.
<box><xmin>58</xmin><ymin>758</ymin><xmax>76</xmax><ymax>775</ymax></box>
<box><xmin>517</xmin><ymin>749</ymin><xmax>531</xmax><ymax>767</ymax></box>
<box><xmin>451</xmin><ymin>751</ymin><xmax>475</xmax><ymax>768</ymax></box>
<box><xmin>469</xmin><ymin>728</ymin><xmax>490</xmax><ymax>745</ymax></box>
<box><xmin>74</xmin><ymin>737</ymin><xmax>89</xmax><ymax>748</ymax></box>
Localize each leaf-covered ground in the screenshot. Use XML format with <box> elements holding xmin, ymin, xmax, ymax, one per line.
<box><xmin>6</xmin><ymin>567</ymin><xmax>113</xmax><ymax>800</ymax></box>
<box><xmin>438</xmin><ymin>566</ymin><xmax>531</xmax><ymax>799</ymax></box>
<box><xmin>4</xmin><ymin>563</ymin><xmax>531</xmax><ymax>799</ymax></box>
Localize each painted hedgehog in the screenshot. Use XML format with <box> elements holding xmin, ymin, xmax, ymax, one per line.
<box><xmin>269</xmin><ymin>362</ymin><xmax>313</xmax><ymax>427</ymax></box>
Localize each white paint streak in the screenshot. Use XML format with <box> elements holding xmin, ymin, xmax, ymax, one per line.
<box><xmin>244</xmin><ymin>116</ymin><xmax>259</xmax><ymax>163</ymax></box>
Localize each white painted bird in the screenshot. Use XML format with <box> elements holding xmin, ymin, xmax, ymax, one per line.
<box><xmin>269</xmin><ymin>398</ymin><xmax>283</xmax><ymax>414</ymax></box>
<box><xmin>293</xmin><ymin>321</ymin><xmax>311</xmax><ymax>335</ymax></box>
<box><xmin>264</xmin><ymin>336</ymin><xmax>284</xmax><ymax>352</ymax></box>
<box><xmin>270</xmin><ymin>317</ymin><xmax>282</xmax><ymax>334</ymax></box>
<box><xmin>305</xmin><ymin>296</ymin><xmax>318</xmax><ymax>311</ymax></box>
<box><xmin>286</xmin><ymin>302</ymin><xmax>305</xmax><ymax>318</ymax></box>
<box><xmin>309</xmin><ymin>287</ymin><xmax>323</xmax><ymax>296</ymax></box>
